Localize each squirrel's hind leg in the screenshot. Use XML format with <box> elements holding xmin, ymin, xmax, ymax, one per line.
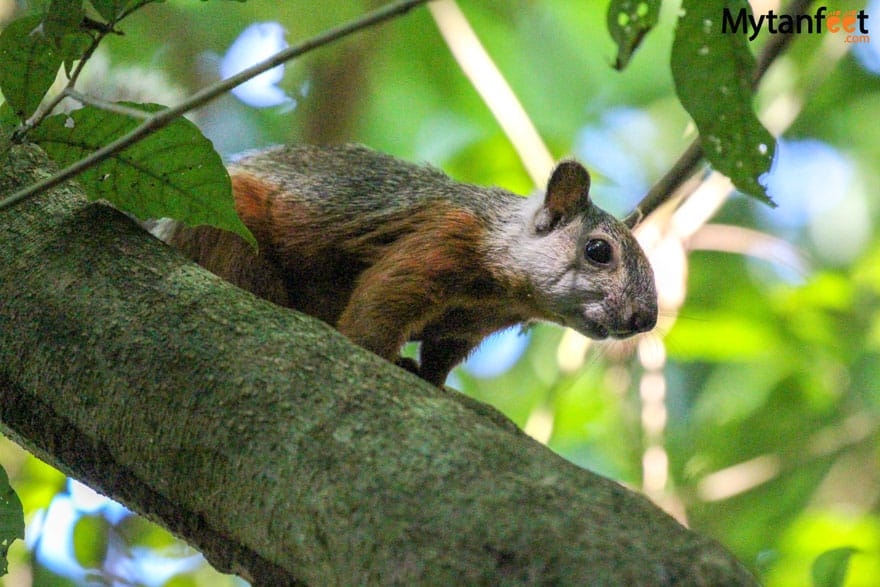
<box><xmin>336</xmin><ymin>207</ymin><xmax>488</xmax><ymax>386</ymax></box>
<box><xmin>418</xmin><ymin>336</ymin><xmax>477</xmax><ymax>387</ymax></box>
<box><xmin>335</xmin><ymin>249</ymin><xmax>438</xmax><ymax>376</ymax></box>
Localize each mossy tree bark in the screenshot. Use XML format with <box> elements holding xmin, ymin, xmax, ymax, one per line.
<box><xmin>0</xmin><ymin>141</ymin><xmax>757</xmax><ymax>585</ymax></box>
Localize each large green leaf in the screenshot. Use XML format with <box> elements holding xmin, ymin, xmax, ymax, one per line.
<box><xmin>671</xmin><ymin>0</ymin><xmax>775</xmax><ymax>205</ymax></box>
<box><xmin>0</xmin><ymin>15</ymin><xmax>63</xmax><ymax>120</ymax></box>
<box><xmin>31</xmin><ymin>104</ymin><xmax>255</xmax><ymax>246</ymax></box>
<box><xmin>607</xmin><ymin>0</ymin><xmax>661</xmax><ymax>70</ymax></box>
<box><xmin>0</xmin><ymin>466</ymin><xmax>24</xmax><ymax>577</ymax></box>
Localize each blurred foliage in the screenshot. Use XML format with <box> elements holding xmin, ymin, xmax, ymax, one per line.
<box><xmin>1</xmin><ymin>0</ymin><xmax>879</xmax><ymax>585</ymax></box>
<box><xmin>812</xmin><ymin>547</ymin><xmax>862</xmax><ymax>587</ymax></box>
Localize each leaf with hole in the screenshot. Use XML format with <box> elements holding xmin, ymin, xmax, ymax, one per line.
<box><xmin>30</xmin><ymin>103</ymin><xmax>255</xmax><ymax>247</ymax></box>
<box><xmin>607</xmin><ymin>0</ymin><xmax>661</xmax><ymax>70</ymax></box>
<box><xmin>671</xmin><ymin>0</ymin><xmax>776</xmax><ymax>205</ymax></box>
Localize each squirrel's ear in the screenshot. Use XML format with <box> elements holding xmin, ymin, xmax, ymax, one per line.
<box><xmin>536</xmin><ymin>161</ymin><xmax>592</xmax><ymax>232</ymax></box>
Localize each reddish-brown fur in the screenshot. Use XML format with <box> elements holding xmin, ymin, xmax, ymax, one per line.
<box><xmin>173</xmin><ymin>172</ymin><xmax>525</xmax><ymax>385</ymax></box>
<box><xmin>336</xmin><ymin>205</ymin><xmax>491</xmax><ymax>364</ymax></box>
<box><xmin>231</xmin><ymin>173</ymin><xmax>274</xmax><ymax>227</ymax></box>
<box><xmin>163</xmin><ymin>145</ymin><xmax>657</xmax><ymax>387</ymax></box>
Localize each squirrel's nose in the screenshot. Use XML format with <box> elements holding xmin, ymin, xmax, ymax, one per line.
<box><xmin>624</xmin><ymin>299</ymin><xmax>657</xmax><ymax>334</ymax></box>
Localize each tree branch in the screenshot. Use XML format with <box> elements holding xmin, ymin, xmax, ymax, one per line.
<box><xmin>624</xmin><ymin>0</ymin><xmax>814</xmax><ymax>227</ymax></box>
<box><xmin>0</xmin><ymin>141</ymin><xmax>758</xmax><ymax>584</ymax></box>
<box><xmin>0</xmin><ymin>0</ymin><xmax>432</xmax><ymax>212</ymax></box>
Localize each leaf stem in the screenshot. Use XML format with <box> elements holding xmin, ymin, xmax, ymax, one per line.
<box><xmin>0</xmin><ymin>0</ymin><xmax>432</xmax><ymax>212</ymax></box>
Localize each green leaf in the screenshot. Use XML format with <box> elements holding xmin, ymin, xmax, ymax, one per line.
<box><xmin>811</xmin><ymin>547</ymin><xmax>860</xmax><ymax>587</ymax></box>
<box><xmin>0</xmin><ymin>465</ymin><xmax>25</xmax><ymax>577</ymax></box>
<box><xmin>89</xmin><ymin>0</ymin><xmax>126</xmax><ymax>21</ymax></box>
<box><xmin>89</xmin><ymin>0</ymin><xmax>164</xmax><ymax>23</ymax></box>
<box><xmin>0</xmin><ymin>15</ymin><xmax>63</xmax><ymax>120</ymax></box>
<box><xmin>0</xmin><ymin>102</ymin><xmax>18</xmax><ymax>131</ymax></box>
<box><xmin>45</xmin><ymin>0</ymin><xmax>85</xmax><ymax>43</ymax></box>
<box><xmin>60</xmin><ymin>32</ymin><xmax>94</xmax><ymax>77</ymax></box>
<box><xmin>671</xmin><ymin>0</ymin><xmax>776</xmax><ymax>205</ymax></box>
<box><xmin>607</xmin><ymin>0</ymin><xmax>661</xmax><ymax>70</ymax></box>
<box><xmin>30</xmin><ymin>104</ymin><xmax>256</xmax><ymax>246</ymax></box>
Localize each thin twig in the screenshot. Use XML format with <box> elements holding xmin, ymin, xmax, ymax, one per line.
<box><xmin>623</xmin><ymin>140</ymin><xmax>703</xmax><ymax>228</ymax></box>
<box><xmin>63</xmin><ymin>89</ymin><xmax>152</xmax><ymax>119</ymax></box>
<box><xmin>80</xmin><ymin>16</ymin><xmax>123</xmax><ymax>35</ymax></box>
<box><xmin>624</xmin><ymin>0</ymin><xmax>815</xmax><ymax>227</ymax></box>
<box><xmin>0</xmin><ymin>0</ymin><xmax>432</xmax><ymax>212</ymax></box>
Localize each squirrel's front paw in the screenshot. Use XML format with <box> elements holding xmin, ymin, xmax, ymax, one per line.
<box><xmin>395</xmin><ymin>357</ymin><xmax>421</xmax><ymax>376</ymax></box>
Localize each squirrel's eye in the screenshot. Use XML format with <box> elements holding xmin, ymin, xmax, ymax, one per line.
<box><xmin>584</xmin><ymin>239</ymin><xmax>613</xmax><ymax>265</ymax></box>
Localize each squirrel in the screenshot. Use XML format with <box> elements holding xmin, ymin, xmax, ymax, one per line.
<box><xmin>157</xmin><ymin>144</ymin><xmax>658</xmax><ymax>386</ymax></box>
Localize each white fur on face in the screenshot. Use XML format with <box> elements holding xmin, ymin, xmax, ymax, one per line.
<box><xmin>485</xmin><ymin>193</ymin><xmax>656</xmax><ymax>339</ymax></box>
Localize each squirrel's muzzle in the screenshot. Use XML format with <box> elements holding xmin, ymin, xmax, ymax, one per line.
<box><xmin>615</xmin><ymin>297</ymin><xmax>658</xmax><ymax>337</ymax></box>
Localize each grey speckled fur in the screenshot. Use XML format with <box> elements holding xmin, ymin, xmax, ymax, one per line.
<box><xmin>160</xmin><ymin>144</ymin><xmax>657</xmax><ymax>386</ymax></box>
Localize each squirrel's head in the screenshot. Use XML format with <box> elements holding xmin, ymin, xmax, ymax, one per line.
<box><xmin>513</xmin><ymin>160</ymin><xmax>658</xmax><ymax>340</ymax></box>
